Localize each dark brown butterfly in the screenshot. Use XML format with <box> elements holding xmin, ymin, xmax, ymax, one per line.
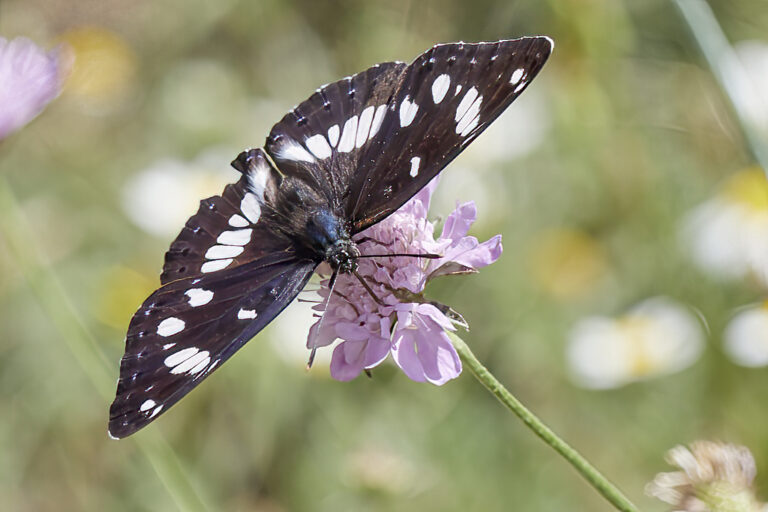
<box><xmin>109</xmin><ymin>37</ymin><xmax>553</xmax><ymax>438</ymax></box>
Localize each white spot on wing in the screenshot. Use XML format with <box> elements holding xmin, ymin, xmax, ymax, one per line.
<box><xmin>205</xmin><ymin>244</ymin><xmax>244</xmax><ymax>260</ymax></box>
<box><xmin>162</xmin><ymin>343</ymin><xmax>176</xmax><ymax>350</ymax></box>
<box><xmin>369</xmin><ymin>105</ymin><xmax>387</xmax><ymax>140</ymax></box>
<box><xmin>140</xmin><ymin>399</ymin><xmax>156</xmax><ymax>412</ymax></box>
<box><xmin>327</xmin><ymin>124</ymin><xmax>340</xmax><ymax>147</ymax></box>
<box><xmin>399</xmin><ymin>96</ymin><xmax>418</xmax><ymax>127</ymax></box>
<box><xmin>157</xmin><ymin>317</ymin><xmax>185</xmax><ymax>337</ymax></box>
<box><xmin>455</xmin><ymin>84</ymin><xmax>462</xmax><ymax>95</ymax></box>
<box><xmin>217</xmin><ymin>229</ymin><xmax>252</xmax><ymax>246</ymax></box>
<box><xmin>356</xmin><ymin>106</ymin><xmax>375</xmax><ymax>148</ymax></box>
<box><xmin>431</xmin><ymin>74</ymin><xmax>450</xmax><ymax>104</ymax></box>
<box><xmin>185</xmin><ymin>288</ymin><xmax>213</xmax><ymax>307</ymax></box>
<box><xmin>456</xmin><ymin>89</ymin><xmax>483</xmax><ymax>137</ymax></box>
<box><xmin>170</xmin><ymin>350</ymin><xmax>210</xmax><ymax>375</ymax></box>
<box><xmin>237</xmin><ymin>308</ymin><xmax>257</xmax><ymax>320</ymax></box>
<box><xmin>337</xmin><ymin>115</ymin><xmax>358</xmax><ymax>153</ymax></box>
<box><xmin>164</xmin><ymin>347</ymin><xmax>199</xmax><ymax>367</ymax></box>
<box><xmin>455</xmin><ymin>87</ymin><xmax>478</xmax><ymax>122</ymax></box>
<box><xmin>514</xmin><ymin>80</ymin><xmax>527</xmax><ymax>93</ymax></box>
<box><xmin>458</xmin><ymin>114</ymin><xmax>480</xmax><ymax>137</ymax></box>
<box><xmin>228</xmin><ymin>214</ymin><xmax>249</xmax><ymax>228</ymax></box>
<box><xmin>247</xmin><ymin>158</ymin><xmax>270</xmax><ymax>200</ymax></box>
<box><xmin>240</xmin><ymin>194</ymin><xmax>261</xmax><ymax>224</ymax></box>
<box><xmin>305</xmin><ymin>134</ymin><xmax>333</xmax><ymax>159</ymax></box>
<box><xmin>150</xmin><ymin>405</ymin><xmax>163</xmax><ymax>418</ymax></box>
<box><xmin>510</xmin><ymin>68</ymin><xmax>525</xmax><ymax>85</ymax></box>
<box><xmin>410</xmin><ymin>156</ymin><xmax>421</xmax><ymax>177</ymax></box>
<box><xmin>274</xmin><ymin>138</ymin><xmax>315</xmax><ymax>163</ymax></box>
<box><xmin>201</xmin><ymin>258</ymin><xmax>233</xmax><ymax>273</ymax></box>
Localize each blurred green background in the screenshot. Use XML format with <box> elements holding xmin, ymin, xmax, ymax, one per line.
<box><xmin>2</xmin><ymin>0</ymin><xmax>768</xmax><ymax>510</ymax></box>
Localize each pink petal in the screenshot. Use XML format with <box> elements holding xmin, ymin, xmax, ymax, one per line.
<box><xmin>441</xmin><ymin>201</ymin><xmax>477</xmax><ymax>241</ymax></box>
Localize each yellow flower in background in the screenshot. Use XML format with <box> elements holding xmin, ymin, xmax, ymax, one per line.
<box><xmin>647</xmin><ymin>441</ymin><xmax>767</xmax><ymax>512</ymax></box>
<box><xmin>683</xmin><ymin>168</ymin><xmax>768</xmax><ymax>287</ymax></box>
<box><xmin>60</xmin><ymin>27</ymin><xmax>137</xmax><ymax>111</ymax></box>
<box><xmin>121</xmin><ymin>148</ymin><xmax>239</xmax><ymax>238</ymax></box>
<box><xmin>723</xmin><ymin>302</ymin><xmax>768</xmax><ymax>367</ymax></box>
<box><xmin>94</xmin><ymin>266</ymin><xmax>157</xmax><ymax>330</ymax></box>
<box><xmin>566</xmin><ymin>297</ymin><xmax>704</xmax><ymax>389</ymax></box>
<box><xmin>528</xmin><ymin>228</ymin><xmax>608</xmax><ymax>300</ymax></box>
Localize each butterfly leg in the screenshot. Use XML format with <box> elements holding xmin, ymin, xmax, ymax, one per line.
<box><xmin>353</xmin><ymin>270</ymin><xmax>386</xmax><ymax>306</ymax></box>
<box><xmin>307</xmin><ymin>269</ymin><xmax>339</xmax><ymax>369</ymax></box>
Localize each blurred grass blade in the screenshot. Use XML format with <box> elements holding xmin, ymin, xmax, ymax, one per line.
<box><xmin>674</xmin><ymin>0</ymin><xmax>768</xmax><ymax>175</ymax></box>
<box><xmin>0</xmin><ymin>176</ymin><xmax>210</xmax><ymax>512</ymax></box>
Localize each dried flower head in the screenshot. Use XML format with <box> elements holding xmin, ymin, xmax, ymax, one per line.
<box><xmin>307</xmin><ymin>179</ymin><xmax>502</xmax><ymax>384</ymax></box>
<box><xmin>647</xmin><ymin>441</ymin><xmax>768</xmax><ymax>512</ymax></box>
<box><xmin>0</xmin><ymin>37</ymin><xmax>66</xmax><ymax>139</ymax></box>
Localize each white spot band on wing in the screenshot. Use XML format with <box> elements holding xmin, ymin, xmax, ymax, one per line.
<box><xmin>305</xmin><ymin>134</ymin><xmax>333</xmax><ymax>159</ymax></box>
<box><xmin>217</xmin><ymin>229</ymin><xmax>252</xmax><ymax>246</ymax></box>
<box><xmin>185</xmin><ymin>288</ymin><xmax>213</xmax><ymax>307</ymax></box>
<box><xmin>399</xmin><ymin>96</ymin><xmax>418</xmax><ymax>127</ymax></box>
<box><xmin>157</xmin><ymin>317</ymin><xmax>185</xmax><ymax>337</ymax></box>
<box><xmin>410</xmin><ymin>156</ymin><xmax>421</xmax><ymax>177</ymax></box>
<box><xmin>327</xmin><ymin>124</ymin><xmax>340</xmax><ymax>147</ymax></box>
<box><xmin>337</xmin><ymin>115</ymin><xmax>358</xmax><ymax>153</ymax></box>
<box><xmin>237</xmin><ymin>308</ymin><xmax>257</xmax><ymax>320</ymax></box>
<box><xmin>431</xmin><ymin>74</ymin><xmax>450</xmax><ymax>104</ymax></box>
<box><xmin>205</xmin><ymin>244</ymin><xmax>244</xmax><ymax>260</ymax></box>
<box><xmin>201</xmin><ymin>258</ymin><xmax>233</xmax><ymax>273</ymax></box>
<box><xmin>240</xmin><ymin>194</ymin><xmax>261</xmax><ymax>224</ymax></box>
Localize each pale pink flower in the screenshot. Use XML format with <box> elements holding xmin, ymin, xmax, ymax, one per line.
<box><xmin>308</xmin><ymin>179</ymin><xmax>502</xmax><ymax>384</ymax></box>
<box><xmin>0</xmin><ymin>37</ymin><xmax>66</xmax><ymax>140</ymax></box>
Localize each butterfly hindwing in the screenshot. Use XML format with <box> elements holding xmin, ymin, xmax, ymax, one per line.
<box><xmin>161</xmin><ymin>148</ymin><xmax>286</xmax><ymax>285</ymax></box>
<box><xmin>348</xmin><ymin>37</ymin><xmax>553</xmax><ymax>230</ymax></box>
<box><xmin>109</xmin><ymin>255</ymin><xmax>316</xmax><ymax>439</ymax></box>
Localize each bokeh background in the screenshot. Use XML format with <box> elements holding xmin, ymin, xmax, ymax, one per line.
<box><xmin>2</xmin><ymin>0</ymin><xmax>768</xmax><ymax>510</ymax></box>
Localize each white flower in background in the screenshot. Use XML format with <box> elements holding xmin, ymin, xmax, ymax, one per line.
<box><xmin>122</xmin><ymin>148</ymin><xmax>239</xmax><ymax>237</ymax></box>
<box><xmin>682</xmin><ymin>169</ymin><xmax>768</xmax><ymax>287</ymax></box>
<box><xmin>647</xmin><ymin>441</ymin><xmax>767</xmax><ymax>512</ymax></box>
<box><xmin>724</xmin><ymin>302</ymin><xmax>768</xmax><ymax>367</ymax></box>
<box><xmin>567</xmin><ymin>297</ymin><xmax>704</xmax><ymax>389</ymax></box>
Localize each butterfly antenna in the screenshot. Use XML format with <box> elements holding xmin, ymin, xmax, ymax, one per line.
<box><xmin>356</xmin><ymin>252</ymin><xmax>441</xmax><ymax>259</ymax></box>
<box><xmin>307</xmin><ymin>269</ymin><xmax>339</xmax><ymax>369</ymax></box>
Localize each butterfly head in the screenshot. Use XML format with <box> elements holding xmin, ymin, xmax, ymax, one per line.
<box><xmin>325</xmin><ymin>238</ymin><xmax>360</xmax><ymax>274</ymax></box>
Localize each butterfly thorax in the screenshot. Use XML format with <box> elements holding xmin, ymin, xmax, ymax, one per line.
<box><xmin>306</xmin><ymin>209</ymin><xmax>360</xmax><ymax>274</ymax></box>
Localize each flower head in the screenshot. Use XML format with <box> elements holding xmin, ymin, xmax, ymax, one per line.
<box><xmin>566</xmin><ymin>296</ymin><xmax>704</xmax><ymax>389</ymax></box>
<box><xmin>308</xmin><ymin>179</ymin><xmax>502</xmax><ymax>384</ymax></box>
<box><xmin>723</xmin><ymin>302</ymin><xmax>768</xmax><ymax>368</ymax></box>
<box><xmin>682</xmin><ymin>169</ymin><xmax>768</xmax><ymax>287</ymax></box>
<box><xmin>0</xmin><ymin>37</ymin><xmax>66</xmax><ymax>140</ymax></box>
<box><xmin>647</xmin><ymin>441</ymin><xmax>767</xmax><ymax>512</ymax></box>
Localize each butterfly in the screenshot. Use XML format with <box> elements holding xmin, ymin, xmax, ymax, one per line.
<box><xmin>109</xmin><ymin>36</ymin><xmax>553</xmax><ymax>439</ymax></box>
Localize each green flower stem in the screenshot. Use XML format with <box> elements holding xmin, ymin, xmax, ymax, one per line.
<box><xmin>0</xmin><ymin>176</ymin><xmax>210</xmax><ymax>512</ymax></box>
<box><xmin>448</xmin><ymin>332</ymin><xmax>640</xmax><ymax>512</ymax></box>
<box><xmin>674</xmin><ymin>0</ymin><xmax>768</xmax><ymax>176</ymax></box>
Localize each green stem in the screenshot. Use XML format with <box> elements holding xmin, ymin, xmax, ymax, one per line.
<box><xmin>448</xmin><ymin>332</ymin><xmax>640</xmax><ymax>512</ymax></box>
<box><xmin>0</xmin><ymin>176</ymin><xmax>210</xmax><ymax>512</ymax></box>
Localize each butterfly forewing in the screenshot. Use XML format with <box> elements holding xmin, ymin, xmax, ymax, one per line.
<box><xmin>349</xmin><ymin>37</ymin><xmax>553</xmax><ymax>230</ymax></box>
<box><xmin>265</xmin><ymin>61</ymin><xmax>407</xmax><ymax>207</ymax></box>
<box><xmin>109</xmin><ymin>256</ymin><xmax>316</xmax><ymax>438</ymax></box>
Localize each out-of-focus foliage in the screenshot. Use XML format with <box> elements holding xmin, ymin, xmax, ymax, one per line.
<box><xmin>1</xmin><ymin>0</ymin><xmax>768</xmax><ymax>511</ymax></box>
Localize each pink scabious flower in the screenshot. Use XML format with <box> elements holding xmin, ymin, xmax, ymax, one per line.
<box><xmin>0</xmin><ymin>36</ymin><xmax>66</xmax><ymax>140</ymax></box>
<box><xmin>308</xmin><ymin>179</ymin><xmax>502</xmax><ymax>385</ymax></box>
